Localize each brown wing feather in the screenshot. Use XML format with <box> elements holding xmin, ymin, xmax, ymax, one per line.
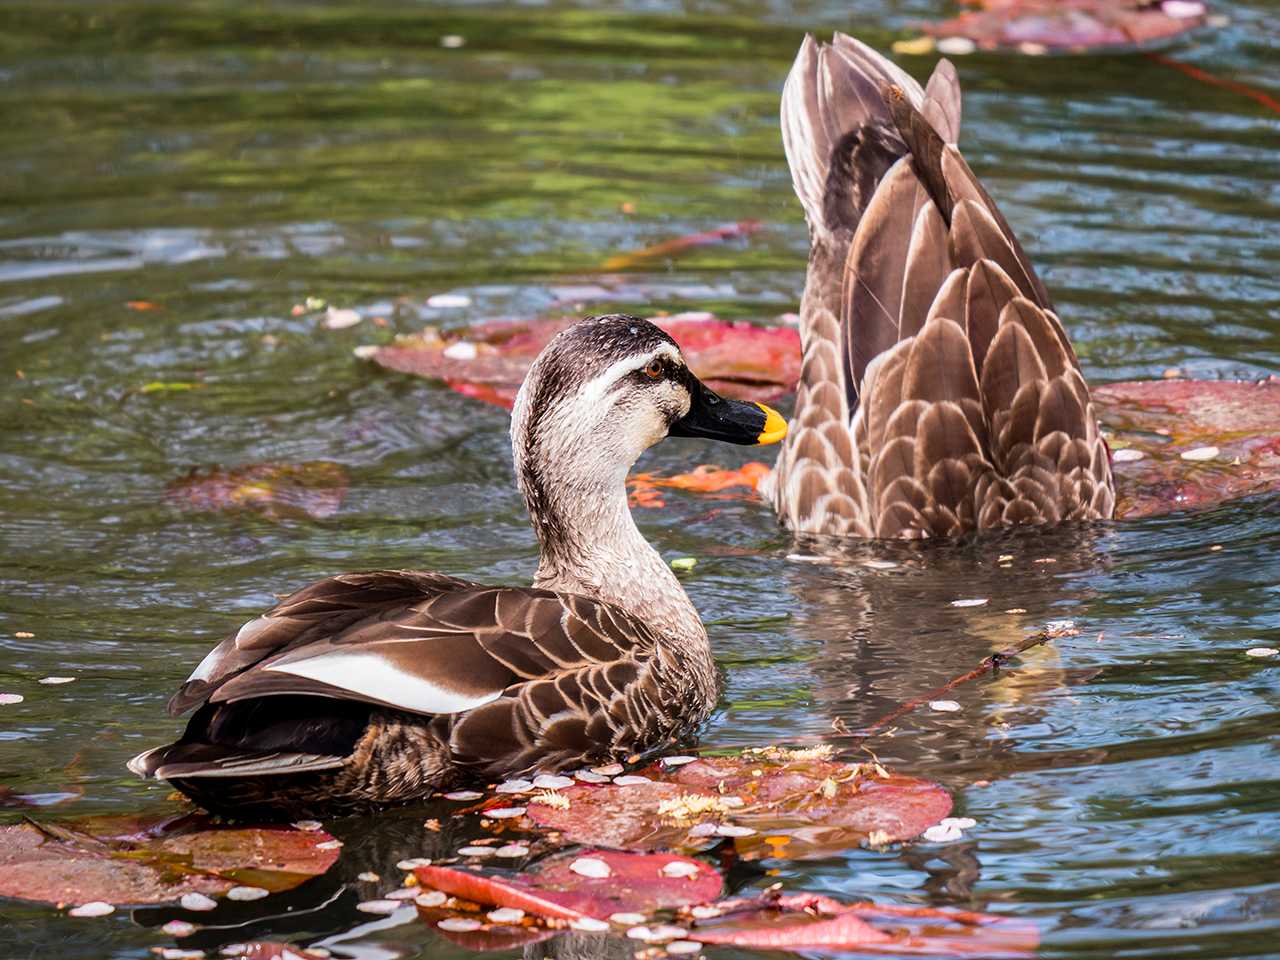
<box><xmin>774</xmin><ymin>32</ymin><xmax>1114</xmax><ymax>539</ymax></box>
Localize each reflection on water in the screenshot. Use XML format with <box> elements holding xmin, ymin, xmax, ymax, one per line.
<box><xmin>2</xmin><ymin>1</ymin><xmax>1279</xmax><ymax>958</ymax></box>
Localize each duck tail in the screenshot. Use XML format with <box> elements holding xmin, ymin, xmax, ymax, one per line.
<box><xmin>847</xmin><ymin>84</ymin><xmax>1114</xmax><ymax>534</ymax></box>
<box><xmin>781</xmin><ymin>33</ymin><xmax>960</xmax><ymax>251</ymax></box>
<box><xmin>780</xmin><ymin>33</ymin><xmax>1113</xmax><ymax>536</ymax></box>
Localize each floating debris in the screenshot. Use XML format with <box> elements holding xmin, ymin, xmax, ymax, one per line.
<box><xmin>670</xmin><ymin>557</ymin><xmax>698</xmax><ymax>572</ymax></box>
<box><xmin>323</xmin><ymin>307</ymin><xmax>362</xmax><ymax>330</ymax></box>
<box><xmin>415</xmin><ymin>891</ymin><xmax>447</xmax><ymax>907</ymax></box>
<box><xmin>355</xmin><ymin>899</ymin><xmax>401</xmax><ymax>915</ymax></box>
<box><xmin>458</xmin><ymin>845</ymin><xmax>497</xmax><ymax>858</ymax></box>
<box><xmin>1113</xmin><ymin>448</ymin><xmax>1145</xmax><ymax>462</ymax></box>
<box><xmin>667</xmin><ymin>940</ymin><xmax>703</xmax><ymax>955</ymax></box>
<box><xmin>530</xmin><ymin>790</ymin><xmax>570</xmax><ymax>810</ymax></box>
<box><xmin>442</xmin><ymin>341</ymin><xmax>478</xmax><ymax>360</ymax></box>
<box><xmin>936</xmin><ymin>36</ymin><xmax>977</xmax><ymax>55</ymax></box>
<box><xmin>443</xmin><ymin>790</ymin><xmax>483</xmax><ymax>801</ymax></box>
<box><xmin>315</xmin><ymin>839</ymin><xmax>343</xmax><ymax>850</ymax></box>
<box><xmin>922</xmin><ymin>823</ymin><xmax>964</xmax><ymax>842</ymax></box>
<box><xmin>386</xmin><ymin>888</ymin><xmax>418</xmax><ymax>900</ymax></box>
<box><xmin>162</xmin><ymin>920</ymin><xmax>198</xmax><ymax>937</ymax></box>
<box><xmin>292</xmin><ymin>820</ymin><xmax>323</xmax><ymax>832</ymax></box>
<box><xmin>574</xmin><ymin>769</ymin><xmax>611</xmax><ymax>784</ymax></box>
<box><xmin>951</xmin><ymin>598</ymin><xmax>989</xmax><ymax>608</ymax></box>
<box><xmin>613</xmin><ymin>775</ymin><xmax>652</xmax><ymax>787</ymax></box>
<box><xmin>487</xmin><ymin>907</ymin><xmax>526</xmax><ymax>924</ymax></box>
<box><xmin>180</xmin><ymin>892</ymin><xmax>218</xmax><ymax>912</ymax></box>
<box><xmin>68</xmin><ymin>901</ymin><xmax>114</xmax><ymax>917</ymax></box>
<box><xmin>483</xmin><ymin>806</ymin><xmax>527</xmax><ymax>819</ymax></box>
<box><xmin>0</xmin><ymin>694</ymin><xmax>23</xmax><ymax>705</ymax></box>
<box><xmin>657</xmin><ymin>793</ymin><xmax>733</xmax><ymax>824</ymax></box>
<box><xmin>570</xmin><ymin>856</ymin><xmax>612</xmax><ymax>879</ymax></box>
<box><xmin>437</xmin><ymin>917</ymin><xmax>482</xmax><ymax>932</ymax></box>
<box><xmin>610</xmin><ymin>912</ymin><xmax>649</xmax><ymax>925</ymax></box>
<box><xmin>715</xmin><ymin>824</ymin><xmax>756</xmax><ymax>838</ymax></box>
<box><xmin>661</xmin><ymin>755</ymin><xmax>698</xmax><ymax>767</ymax></box>
<box><xmin>570</xmin><ymin>916</ymin><xmax>611</xmax><ymax>932</ymax></box>
<box><xmin>1180</xmin><ymin>446</ymin><xmax>1220</xmax><ymax>461</ymax></box>
<box><xmin>532</xmin><ymin>774</ymin><xmax>575</xmax><ymax>790</ymax></box>
<box><xmin>660</xmin><ymin>861</ymin><xmax>702</xmax><ymax>879</ymax></box>
<box><xmin>356</xmin><ymin>872</ymin><xmax>379</xmax><ymax>883</ymax></box>
<box><xmin>1246</xmin><ymin>647</ymin><xmax>1278</xmax><ymax>658</ymax></box>
<box><xmin>225</xmin><ymin>886</ymin><xmax>268</xmax><ymax>901</ymax></box>
<box><xmin>591</xmin><ymin>763</ymin><xmax>625</xmax><ymax>776</ymax></box>
<box><xmin>626</xmin><ymin>925</ymin><xmax>655</xmax><ymax>941</ymax></box>
<box><xmin>396</xmin><ymin>857</ymin><xmax>432</xmax><ymax>870</ymax></box>
<box><xmin>426</xmin><ymin>293</ymin><xmax>471</xmax><ymax>309</ymax></box>
<box><xmin>940</xmin><ymin>817</ymin><xmax>977</xmax><ymax>830</ymax></box>
<box><xmin>495</xmin><ymin>778</ymin><xmax>534</xmax><ymax>794</ymax></box>
<box><xmin>494</xmin><ymin>844</ymin><xmax>530</xmax><ymax>858</ymax></box>
<box><xmin>38</xmin><ymin>676</ymin><xmax>75</xmax><ymax>685</ymax></box>
<box><xmin>689</xmin><ymin>905</ymin><xmax>722</xmax><ymax>919</ymax></box>
<box><xmin>929</xmin><ymin>700</ymin><xmax>962</xmax><ymax>713</ymax></box>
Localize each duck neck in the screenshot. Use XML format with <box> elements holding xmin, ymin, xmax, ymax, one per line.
<box><xmin>520</xmin><ymin>462</ymin><xmax>707</xmax><ymax>652</ymax></box>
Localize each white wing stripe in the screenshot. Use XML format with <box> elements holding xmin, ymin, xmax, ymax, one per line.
<box><xmin>264</xmin><ymin>652</ymin><xmax>501</xmax><ymax>715</ymax></box>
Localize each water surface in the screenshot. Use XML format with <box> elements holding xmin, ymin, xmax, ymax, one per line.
<box><xmin>2</xmin><ymin>2</ymin><xmax>1279</xmax><ymax>959</ymax></box>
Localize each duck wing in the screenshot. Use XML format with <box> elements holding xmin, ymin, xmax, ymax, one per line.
<box><xmin>145</xmin><ymin>570</ymin><xmax>673</xmax><ymax>781</ymax></box>
<box><xmin>772</xmin><ymin>33</ymin><xmax>1114</xmax><ymax>538</ymax></box>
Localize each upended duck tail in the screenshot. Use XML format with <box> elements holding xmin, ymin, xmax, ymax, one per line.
<box><xmin>774</xmin><ymin>33</ymin><xmax>1115</xmax><ymax>537</ymax></box>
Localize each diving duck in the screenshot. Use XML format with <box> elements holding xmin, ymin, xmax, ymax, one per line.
<box><xmin>762</xmin><ymin>34</ymin><xmax>1115</xmax><ymax>538</ymax></box>
<box><xmin>129</xmin><ymin>316</ymin><xmax>787</xmax><ymax>818</ymax></box>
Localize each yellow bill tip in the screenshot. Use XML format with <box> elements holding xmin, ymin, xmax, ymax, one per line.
<box><xmin>755</xmin><ymin>403</ymin><xmax>788</xmax><ymax>445</ymax></box>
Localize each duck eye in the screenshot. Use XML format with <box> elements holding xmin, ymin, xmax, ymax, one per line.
<box><xmin>643</xmin><ymin>360</ymin><xmax>664</xmax><ymax>380</ymax></box>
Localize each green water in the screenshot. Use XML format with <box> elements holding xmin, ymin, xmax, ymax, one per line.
<box><xmin>2</xmin><ymin>2</ymin><xmax>1279</xmax><ymax>958</ymax></box>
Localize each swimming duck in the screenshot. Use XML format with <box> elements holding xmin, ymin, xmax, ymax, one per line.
<box><xmin>128</xmin><ymin>316</ymin><xmax>787</xmax><ymax>818</ymax></box>
<box><xmin>762</xmin><ymin>34</ymin><xmax>1115</xmax><ymax>538</ymax></box>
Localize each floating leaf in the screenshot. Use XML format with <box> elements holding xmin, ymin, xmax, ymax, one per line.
<box><xmin>918</xmin><ymin>0</ymin><xmax>1214</xmax><ymax>53</ymax></box>
<box><xmin>1095</xmin><ymin>379</ymin><xmax>1280</xmax><ymax>518</ymax></box>
<box><xmin>415</xmin><ymin>848</ymin><xmax>722</xmax><ymax>922</ymax></box>
<box><xmin>689</xmin><ymin>892</ymin><xmax>1037</xmax><ymax>956</ymax></box>
<box><xmin>0</xmin><ymin>814</ymin><xmax>340</xmax><ymax>907</ymax></box>
<box><xmin>524</xmin><ymin>753</ymin><xmax>951</xmax><ymax>860</ymax></box>
<box><xmin>165</xmin><ymin>461</ymin><xmax>349</xmax><ymax>521</ymax></box>
<box><xmin>366</xmin><ymin>314</ymin><xmax>800</xmax><ymax>410</ymax></box>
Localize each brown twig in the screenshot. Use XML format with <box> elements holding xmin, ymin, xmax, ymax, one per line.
<box><xmin>836</xmin><ymin>623</ymin><xmax>1079</xmax><ymax>742</ymax></box>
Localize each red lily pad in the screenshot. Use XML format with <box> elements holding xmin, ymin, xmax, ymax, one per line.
<box><xmin>692</xmin><ymin>892</ymin><xmax>1038</xmax><ymax>956</ymax></box>
<box><xmin>415</xmin><ymin>849</ymin><xmax>722</xmax><ymax>922</ymax></box>
<box><xmin>0</xmin><ymin>814</ymin><xmax>340</xmax><ymax>907</ymax></box>
<box><xmin>524</xmin><ymin>751</ymin><xmax>951</xmax><ymax>860</ymax></box>
<box><xmin>920</xmin><ymin>0</ymin><xmax>1213</xmax><ymax>53</ymax></box>
<box><xmin>166</xmin><ymin>461</ymin><xmax>349</xmax><ymax>521</ymax></box>
<box><xmin>366</xmin><ymin>314</ymin><xmax>801</xmax><ymax>410</ymax></box>
<box><xmin>1095</xmin><ymin>378</ymin><xmax>1280</xmax><ymax>518</ymax></box>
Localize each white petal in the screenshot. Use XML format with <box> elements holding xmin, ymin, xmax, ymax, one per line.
<box><xmin>356</xmin><ymin>900</ymin><xmax>400</xmax><ymax>915</ymax></box>
<box><xmin>68</xmin><ymin>901</ymin><xmax>114</xmax><ymax>917</ymax></box>
<box><xmin>225</xmin><ymin>886</ymin><xmax>268</xmax><ymax>901</ymax></box>
<box><xmin>569</xmin><ymin>857</ymin><xmax>611</xmax><ymax>878</ymax></box>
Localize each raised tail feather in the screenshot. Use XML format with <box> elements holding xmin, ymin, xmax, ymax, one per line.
<box><xmin>771</xmin><ymin>33</ymin><xmax>1114</xmax><ymax>538</ymax></box>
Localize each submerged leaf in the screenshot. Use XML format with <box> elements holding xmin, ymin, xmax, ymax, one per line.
<box><xmin>165</xmin><ymin>461</ymin><xmax>349</xmax><ymax>521</ymax></box>
<box><xmin>0</xmin><ymin>814</ymin><xmax>340</xmax><ymax>907</ymax></box>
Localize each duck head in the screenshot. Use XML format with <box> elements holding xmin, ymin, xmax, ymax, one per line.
<box><xmin>511</xmin><ymin>315</ymin><xmax>786</xmax><ymax>545</ymax></box>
